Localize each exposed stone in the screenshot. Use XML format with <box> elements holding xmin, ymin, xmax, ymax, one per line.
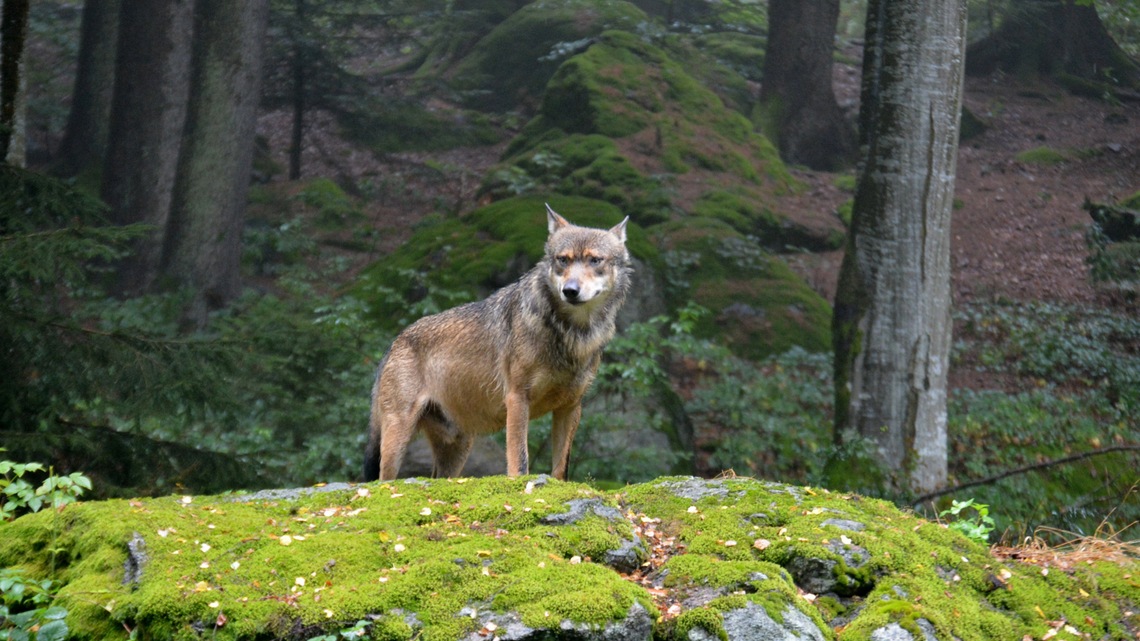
<box><xmin>688</xmin><ymin>601</ymin><xmax>826</xmax><ymax>641</ymax></box>
<box><xmin>604</xmin><ymin>535</ymin><xmax>646</xmax><ymax>573</ymax></box>
<box><xmin>123</xmin><ymin>532</ymin><xmax>147</xmax><ymax>587</ymax></box>
<box><xmin>657</xmin><ymin>478</ymin><xmax>739</xmax><ymax>502</ymax></box>
<box><xmin>820</xmin><ymin>518</ymin><xmax>865</xmax><ymax>532</ymax></box>
<box><xmin>870</xmin><ymin>620</ymin><xmax>938</xmax><ymax>641</ymax></box>
<box><xmin>787</xmin><ymin>539</ymin><xmax>871</xmax><ymax>595</ymax></box>
<box><xmin>233</xmin><ymin>482</ymin><xmax>354</xmax><ymax>502</ymax></box>
<box><xmin>540</xmin><ymin>498</ymin><xmax>623</xmax><ymax>525</ymax></box>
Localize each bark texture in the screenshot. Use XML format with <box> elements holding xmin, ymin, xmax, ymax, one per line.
<box><xmin>0</xmin><ymin>0</ymin><xmax>29</xmax><ymax>165</ymax></box>
<box><xmin>55</xmin><ymin>0</ymin><xmax>122</xmax><ymax>178</ymax></box>
<box><xmin>288</xmin><ymin>0</ymin><xmax>305</xmax><ymax>180</ymax></box>
<box><xmin>967</xmin><ymin>0</ymin><xmax>1139</xmax><ymax>88</ymax></box>
<box><xmin>161</xmin><ymin>0</ymin><xmax>270</xmax><ymax>322</ymax></box>
<box><xmin>101</xmin><ymin>0</ymin><xmax>196</xmax><ymax>296</ymax></box>
<box><xmin>832</xmin><ymin>0</ymin><xmax>967</xmax><ymax>493</ymax></box>
<box><xmin>759</xmin><ymin>0</ymin><xmax>855</xmax><ymax>171</ymax></box>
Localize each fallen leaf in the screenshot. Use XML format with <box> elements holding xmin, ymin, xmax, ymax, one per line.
<box><xmin>200</xmin><ymin>543</ymin><xmax>211</xmax><ymax>553</ymax></box>
<box><xmin>158</xmin><ymin>529</ymin><xmax>169</xmax><ymax>538</ymax></box>
<box><xmin>524</xmin><ymin>482</ymin><xmax>534</xmax><ymax>494</ymax></box>
<box><xmin>279</xmin><ymin>535</ymin><xmax>293</xmax><ymax>546</ymax></box>
<box><xmin>420</xmin><ymin>508</ymin><xmax>432</xmax><ymax>516</ymax></box>
<box><xmin>394</xmin><ymin>544</ymin><xmax>406</xmax><ymax>552</ymax></box>
<box><xmin>295</xmin><ymin>577</ymin><xmax>306</xmax><ymax>587</ymax></box>
<box><xmin>725</xmin><ymin>540</ymin><xmax>737</xmax><ymax>547</ymax></box>
<box><xmin>208</xmin><ymin>601</ymin><xmax>219</xmax><ymax>608</ymax></box>
<box><xmin>687</xmin><ymin>506</ymin><xmax>698</xmax><ymax>514</ymax></box>
<box><xmin>230</xmin><ymin>561</ymin><xmax>240</xmax><ymax>570</ymax></box>
<box><xmin>181</xmin><ymin>496</ymin><xmax>193</xmax><ymax>504</ymax></box>
<box><xmin>840</xmin><ymin>535</ymin><xmax>852</xmax><ymax>545</ymax></box>
<box><xmin>754</xmin><ymin>539</ymin><xmax>771</xmax><ymax>550</ymax></box>
<box><xmin>570</xmin><ymin>556</ymin><xmax>581</xmax><ymax>564</ymax></box>
<box><xmin>667</xmin><ymin>605</ymin><xmax>682</xmax><ymax>615</ymax></box>
<box><xmin>1034</xmin><ymin>605</ymin><xmax>1046</xmax><ymax>618</ymax></box>
<box><xmin>215</xmin><ymin>613</ymin><xmax>227</xmax><ymax>627</ymax></box>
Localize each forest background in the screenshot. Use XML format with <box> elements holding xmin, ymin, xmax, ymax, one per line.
<box><xmin>3</xmin><ymin>0</ymin><xmax>1140</xmax><ymax>545</ymax></box>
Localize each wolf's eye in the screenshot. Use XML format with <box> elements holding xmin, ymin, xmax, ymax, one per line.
<box><xmin>557</xmin><ymin>256</ymin><xmax>570</xmax><ymax>267</ymax></box>
<box><xmin>589</xmin><ymin>256</ymin><xmax>603</xmax><ymax>266</ymax></box>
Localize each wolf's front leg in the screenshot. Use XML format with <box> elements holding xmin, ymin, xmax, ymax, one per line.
<box><xmin>504</xmin><ymin>389</ymin><xmax>530</xmax><ymax>477</ymax></box>
<box><xmin>550</xmin><ymin>403</ymin><xmax>581</xmax><ymax>481</ymax></box>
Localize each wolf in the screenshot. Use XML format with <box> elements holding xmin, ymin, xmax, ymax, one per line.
<box><xmin>362</xmin><ymin>205</ymin><xmax>632</xmax><ymax>482</ymax></box>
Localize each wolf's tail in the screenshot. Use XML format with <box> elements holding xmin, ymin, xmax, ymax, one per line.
<box><xmin>361</xmin><ymin>352</ymin><xmax>389</xmax><ymax>482</ymax></box>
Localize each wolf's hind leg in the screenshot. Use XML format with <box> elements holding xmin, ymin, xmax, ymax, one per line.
<box><xmin>421</xmin><ymin>409</ymin><xmax>474</xmax><ymax>478</ymax></box>
<box><xmin>378</xmin><ymin>406</ymin><xmax>419</xmax><ymax>481</ymax></box>
<box><xmin>550</xmin><ymin>404</ymin><xmax>582</xmax><ymax>481</ymax></box>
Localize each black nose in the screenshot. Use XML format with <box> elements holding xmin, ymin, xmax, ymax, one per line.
<box><xmin>562</xmin><ymin>282</ymin><xmax>580</xmax><ymax>300</ymax></box>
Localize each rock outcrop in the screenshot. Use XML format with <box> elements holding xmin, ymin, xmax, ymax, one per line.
<box><xmin>2</xmin><ymin>476</ymin><xmax>1137</xmax><ymax>641</ymax></box>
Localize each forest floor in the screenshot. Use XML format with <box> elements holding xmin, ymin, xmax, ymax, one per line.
<box><xmin>252</xmin><ymin>53</ymin><xmax>1140</xmax><ymax>396</ymax></box>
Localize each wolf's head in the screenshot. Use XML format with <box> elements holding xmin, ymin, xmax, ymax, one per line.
<box><xmin>543</xmin><ymin>204</ymin><xmax>631</xmax><ymax>317</ymax></box>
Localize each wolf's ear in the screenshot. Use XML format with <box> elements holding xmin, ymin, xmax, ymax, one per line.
<box><xmin>608</xmin><ymin>216</ymin><xmax>629</xmax><ymax>244</ymax></box>
<box><xmin>546</xmin><ymin>203</ymin><xmax>570</xmax><ymax>235</ymax></box>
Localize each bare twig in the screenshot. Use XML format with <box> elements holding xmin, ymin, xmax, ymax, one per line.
<box><xmin>913</xmin><ymin>445</ymin><xmax>1140</xmax><ymax>504</ymax></box>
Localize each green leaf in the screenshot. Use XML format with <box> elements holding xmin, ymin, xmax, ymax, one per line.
<box><xmin>34</xmin><ymin>619</ymin><xmax>68</xmax><ymax>641</ymax></box>
<box><xmin>41</xmin><ymin>606</ymin><xmax>67</xmax><ymax>621</ymax></box>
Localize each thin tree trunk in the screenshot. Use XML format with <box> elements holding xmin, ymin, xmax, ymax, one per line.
<box><xmin>161</xmin><ymin>0</ymin><xmax>271</xmax><ymax>324</ymax></box>
<box><xmin>0</xmin><ymin>0</ymin><xmax>28</xmax><ymax>165</ymax></box>
<box><xmin>832</xmin><ymin>0</ymin><xmax>967</xmax><ymax>494</ymax></box>
<box><xmin>288</xmin><ymin>0</ymin><xmax>304</xmax><ymax>181</ymax></box>
<box><xmin>758</xmin><ymin>0</ymin><xmax>855</xmax><ymax>171</ymax></box>
<box><xmin>55</xmin><ymin>0</ymin><xmax>122</xmax><ymax>179</ymax></box>
<box><xmin>101</xmin><ymin>0</ymin><xmax>196</xmax><ymax>296</ymax></box>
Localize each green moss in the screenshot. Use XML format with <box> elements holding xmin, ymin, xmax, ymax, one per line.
<box><xmin>449</xmin><ymin>0</ymin><xmax>649</xmax><ymax>111</ymax></box>
<box><xmin>494</xmin><ymin>30</ymin><xmax>796</xmax><ymax>230</ymax></box>
<box><xmin>674</xmin><ymin>607</ymin><xmax>727</xmax><ymax>641</ymax></box>
<box><xmin>649</xmin><ymin>218</ymin><xmax>832</xmax><ymax>358</ymax></box>
<box><xmin>2</xmin><ymin>475</ymin><xmax>1137</xmax><ymax>640</ymax></box>
<box><xmin>349</xmin><ymin>194</ymin><xmax>659</xmax><ymax>331</ymax></box>
<box><xmin>692</xmin><ymin>33</ymin><xmax>766</xmax><ymax>84</ymax></box>
<box><xmin>1016</xmin><ymin>145</ymin><xmax>1068</xmax><ymax>165</ymax></box>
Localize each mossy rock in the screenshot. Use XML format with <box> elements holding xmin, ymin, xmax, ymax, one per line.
<box><xmin>489</xmin><ymin>31</ymin><xmax>804</xmax><ymax>243</ymax></box>
<box><xmin>448</xmin><ymin>0</ymin><xmax>650</xmax><ymax>111</ymax></box>
<box><xmin>691</xmin><ymin>32</ymin><xmax>766</xmax><ymax>84</ymax></box>
<box><xmin>959</xmin><ymin>105</ymin><xmax>988</xmax><ymax>142</ymax></box>
<box><xmin>1015</xmin><ymin>145</ymin><xmax>1068</xmax><ymax>165</ymax></box>
<box><xmin>337</xmin><ymin>100</ymin><xmax>500</xmax><ymax>154</ymax></box>
<box><xmin>5</xmin><ymin>476</ymin><xmax>1140</xmax><ymax>641</ymax></box>
<box><xmin>349</xmin><ymin>194</ymin><xmax>660</xmax><ymax>331</ymax></box>
<box><xmin>649</xmin><ymin>217</ymin><xmax>831</xmax><ymax>359</ymax></box>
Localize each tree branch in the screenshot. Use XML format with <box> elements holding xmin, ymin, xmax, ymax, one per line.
<box><xmin>913</xmin><ymin>445</ymin><xmax>1140</xmax><ymax>504</ymax></box>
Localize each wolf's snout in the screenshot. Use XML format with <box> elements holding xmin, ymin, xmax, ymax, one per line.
<box><xmin>562</xmin><ymin>281</ymin><xmax>580</xmax><ymax>301</ymax></box>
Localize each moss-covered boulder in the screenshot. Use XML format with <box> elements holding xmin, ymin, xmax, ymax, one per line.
<box><xmin>4</xmin><ymin>476</ymin><xmax>1140</xmax><ymax>641</ymax></box>
<box><xmin>484</xmin><ymin>31</ymin><xmax>834</xmax><ymax>250</ymax></box>
<box><xmin>448</xmin><ymin>0</ymin><xmax>650</xmax><ymax>111</ymax></box>
<box><xmin>650</xmin><ymin>217</ymin><xmax>832</xmax><ymax>359</ymax></box>
<box><xmin>350</xmin><ymin>194</ymin><xmax>664</xmax><ymax>331</ymax></box>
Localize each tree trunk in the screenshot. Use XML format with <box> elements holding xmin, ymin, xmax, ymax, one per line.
<box><xmin>758</xmin><ymin>0</ymin><xmax>855</xmax><ymax>171</ymax></box>
<box><xmin>288</xmin><ymin>0</ymin><xmax>304</xmax><ymax>181</ymax></box>
<box><xmin>966</xmin><ymin>0</ymin><xmax>1140</xmax><ymax>90</ymax></box>
<box><xmin>0</xmin><ymin>0</ymin><xmax>28</xmax><ymax>165</ymax></box>
<box><xmin>101</xmin><ymin>0</ymin><xmax>196</xmax><ymax>296</ymax></box>
<box><xmin>831</xmin><ymin>0</ymin><xmax>967</xmax><ymax>494</ymax></box>
<box><xmin>161</xmin><ymin>0</ymin><xmax>271</xmax><ymax>324</ymax></box>
<box><xmin>54</xmin><ymin>0</ymin><xmax>122</xmax><ymax>179</ymax></box>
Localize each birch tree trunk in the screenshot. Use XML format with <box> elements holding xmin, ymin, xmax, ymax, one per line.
<box><xmin>759</xmin><ymin>0</ymin><xmax>855</xmax><ymax>171</ymax></box>
<box><xmin>161</xmin><ymin>0</ymin><xmax>270</xmax><ymax>324</ymax></box>
<box><xmin>55</xmin><ymin>0</ymin><xmax>122</xmax><ymax>178</ymax></box>
<box><xmin>101</xmin><ymin>0</ymin><xmax>196</xmax><ymax>296</ymax></box>
<box><xmin>832</xmin><ymin>0</ymin><xmax>967</xmax><ymax>494</ymax></box>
